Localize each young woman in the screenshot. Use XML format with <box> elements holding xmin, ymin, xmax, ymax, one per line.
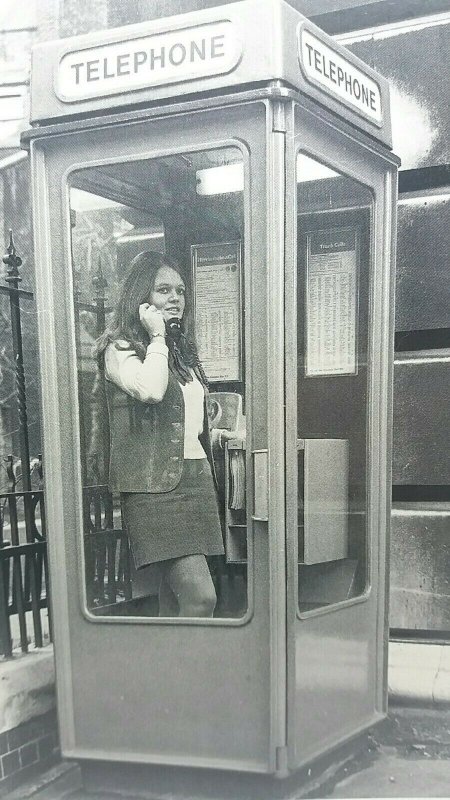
<box><xmin>97</xmin><ymin>250</ymin><xmax>229</xmax><ymax>618</ymax></box>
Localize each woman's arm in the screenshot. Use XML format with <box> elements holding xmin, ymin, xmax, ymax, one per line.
<box><xmin>105</xmin><ymin>339</ymin><xmax>169</xmax><ymax>403</ymax></box>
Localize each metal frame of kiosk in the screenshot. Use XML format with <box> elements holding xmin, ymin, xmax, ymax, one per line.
<box><xmin>23</xmin><ymin>0</ymin><xmax>399</xmax><ymax>781</ymax></box>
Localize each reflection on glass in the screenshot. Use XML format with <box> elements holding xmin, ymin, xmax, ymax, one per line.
<box><xmin>69</xmin><ymin>148</ymin><xmax>247</xmax><ymax>620</ymax></box>
<box><xmin>296</xmin><ymin>153</ymin><xmax>373</xmax><ymax>613</ymax></box>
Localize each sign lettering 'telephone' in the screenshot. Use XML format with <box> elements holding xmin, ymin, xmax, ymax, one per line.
<box><xmin>299</xmin><ymin>28</ymin><xmax>382</xmax><ymax>124</ymax></box>
<box><xmin>57</xmin><ymin>21</ymin><xmax>241</xmax><ymax>102</ymax></box>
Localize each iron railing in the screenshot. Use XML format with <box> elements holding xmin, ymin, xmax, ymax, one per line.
<box><xmin>83</xmin><ymin>483</ymin><xmax>132</xmax><ymax>611</ymax></box>
<box><xmin>0</xmin><ymin>455</ymin><xmax>49</xmax><ymax>657</ymax></box>
<box><xmin>74</xmin><ymin>256</ymin><xmax>132</xmax><ymax>612</ymax></box>
<box><xmin>0</xmin><ymin>232</ymin><xmax>50</xmax><ymax>656</ymax></box>
<box><xmin>0</xmin><ymin>231</ymin><xmax>130</xmax><ymax>656</ymax></box>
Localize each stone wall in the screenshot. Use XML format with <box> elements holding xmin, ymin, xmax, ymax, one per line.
<box><xmin>0</xmin><ymin>648</ymin><xmax>57</xmax><ymax>797</ymax></box>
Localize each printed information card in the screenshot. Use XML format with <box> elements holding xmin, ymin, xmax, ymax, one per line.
<box><xmin>305</xmin><ymin>228</ymin><xmax>359</xmax><ymax>377</ymax></box>
<box><xmin>191</xmin><ymin>242</ymin><xmax>242</xmax><ymax>382</ymax></box>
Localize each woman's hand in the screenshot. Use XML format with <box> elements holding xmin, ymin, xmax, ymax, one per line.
<box><xmin>139</xmin><ymin>303</ymin><xmax>166</xmax><ymax>338</ymax></box>
<box><xmin>211</xmin><ymin>429</ymin><xmax>245</xmax><ymax>449</ymax></box>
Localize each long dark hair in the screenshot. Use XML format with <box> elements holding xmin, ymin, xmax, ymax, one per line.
<box><xmin>96</xmin><ymin>251</ymin><xmax>207</xmax><ymax>386</ymax></box>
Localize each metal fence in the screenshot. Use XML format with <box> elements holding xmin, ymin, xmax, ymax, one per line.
<box><xmin>75</xmin><ymin>254</ymin><xmax>133</xmax><ymax>612</ymax></box>
<box><xmin>0</xmin><ymin>232</ymin><xmax>50</xmax><ymax>657</ymax></box>
<box><xmin>0</xmin><ymin>231</ymin><xmax>132</xmax><ymax>657</ymax></box>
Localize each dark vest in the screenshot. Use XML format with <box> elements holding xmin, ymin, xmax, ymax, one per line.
<box><xmin>106</xmin><ymin>370</ymin><xmax>213</xmax><ymax>494</ymax></box>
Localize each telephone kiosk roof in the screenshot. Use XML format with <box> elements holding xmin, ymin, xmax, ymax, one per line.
<box><xmin>28</xmin><ymin>0</ymin><xmax>392</xmax><ymax>148</ymax></box>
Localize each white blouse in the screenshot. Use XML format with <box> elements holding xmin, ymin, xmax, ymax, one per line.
<box><xmin>179</xmin><ymin>371</ymin><xmax>207</xmax><ymax>459</ymax></box>
<box><xmin>105</xmin><ymin>340</ymin><xmax>206</xmax><ymax>460</ymax></box>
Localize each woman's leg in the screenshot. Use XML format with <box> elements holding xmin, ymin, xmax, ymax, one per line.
<box><xmin>158</xmin><ymin>573</ymin><xmax>179</xmax><ymax>617</ymax></box>
<box><xmin>165</xmin><ymin>554</ymin><xmax>217</xmax><ymax>617</ymax></box>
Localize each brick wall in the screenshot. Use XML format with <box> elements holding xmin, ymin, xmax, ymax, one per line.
<box><xmin>0</xmin><ymin>710</ymin><xmax>59</xmax><ymax>796</ymax></box>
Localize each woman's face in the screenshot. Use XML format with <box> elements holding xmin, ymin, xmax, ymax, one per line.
<box><xmin>150</xmin><ymin>266</ymin><xmax>186</xmax><ymax>322</ymax></box>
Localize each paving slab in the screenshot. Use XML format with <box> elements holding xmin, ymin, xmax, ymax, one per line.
<box><xmin>6</xmin><ymin>707</ymin><xmax>450</xmax><ymax>799</ymax></box>
<box><xmin>327</xmin><ymin>747</ymin><xmax>450</xmax><ymax>798</ymax></box>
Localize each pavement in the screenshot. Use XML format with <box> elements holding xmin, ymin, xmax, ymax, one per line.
<box><xmin>5</xmin><ymin>706</ymin><xmax>450</xmax><ymax>799</ymax></box>
<box><xmin>308</xmin><ymin>706</ymin><xmax>450</xmax><ymax>798</ymax></box>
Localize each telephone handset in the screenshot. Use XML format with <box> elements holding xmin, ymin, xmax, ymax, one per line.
<box><xmin>165</xmin><ymin>317</ymin><xmax>182</xmax><ymax>342</ymax></box>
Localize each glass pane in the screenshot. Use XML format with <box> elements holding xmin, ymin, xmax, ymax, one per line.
<box><xmin>296</xmin><ymin>153</ymin><xmax>373</xmax><ymax>613</ymax></box>
<box><xmin>68</xmin><ymin>147</ymin><xmax>248</xmax><ymax>620</ymax></box>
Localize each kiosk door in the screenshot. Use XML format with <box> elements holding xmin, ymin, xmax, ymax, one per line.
<box><xmin>31</xmin><ymin>102</ymin><xmax>283</xmax><ymax>772</ymax></box>
<box><xmin>285</xmin><ymin>104</ymin><xmax>396</xmax><ymax>770</ymax></box>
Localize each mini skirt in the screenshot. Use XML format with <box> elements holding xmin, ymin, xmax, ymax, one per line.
<box><xmin>121</xmin><ymin>459</ymin><xmax>224</xmax><ymax>568</ymax></box>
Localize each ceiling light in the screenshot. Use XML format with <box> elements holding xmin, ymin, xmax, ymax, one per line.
<box><xmin>196</xmin><ymin>163</ymin><xmax>244</xmax><ymax>196</ymax></box>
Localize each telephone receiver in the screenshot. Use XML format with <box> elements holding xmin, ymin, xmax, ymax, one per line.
<box><xmin>165</xmin><ymin>317</ymin><xmax>182</xmax><ymax>342</ymax></box>
<box><xmin>208</xmin><ymin>399</ymin><xmax>223</xmax><ymax>428</ymax></box>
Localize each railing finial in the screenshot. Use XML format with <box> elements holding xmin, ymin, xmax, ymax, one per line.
<box><xmin>3</xmin><ymin>230</ymin><xmax>22</xmax><ymax>284</ymax></box>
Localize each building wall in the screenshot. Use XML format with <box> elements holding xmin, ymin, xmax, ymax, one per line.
<box><xmin>340</xmin><ymin>14</ymin><xmax>450</xmax><ymax>635</ymax></box>
<box><xmin>59</xmin><ymin>0</ymin><xmax>108</xmax><ymax>37</ymax></box>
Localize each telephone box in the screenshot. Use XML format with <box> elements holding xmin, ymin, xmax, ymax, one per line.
<box><xmin>23</xmin><ymin>0</ymin><xmax>398</xmax><ymax>782</ymax></box>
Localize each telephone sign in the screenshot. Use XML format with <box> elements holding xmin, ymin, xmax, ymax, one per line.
<box><xmin>298</xmin><ymin>26</ymin><xmax>382</xmax><ymax>124</ymax></box>
<box><xmin>57</xmin><ymin>21</ymin><xmax>241</xmax><ymax>102</ymax></box>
